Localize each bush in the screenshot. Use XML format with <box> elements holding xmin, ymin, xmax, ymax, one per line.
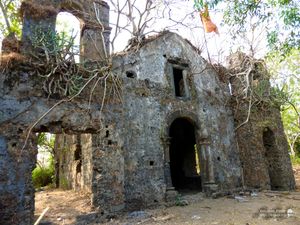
<box><xmin>32</xmin><ymin>162</ymin><xmax>54</xmax><ymax>188</ymax></box>
<box><xmin>291</xmin><ymin>155</ymin><xmax>300</xmax><ymax>165</ymax></box>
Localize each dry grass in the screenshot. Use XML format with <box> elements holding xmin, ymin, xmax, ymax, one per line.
<box><xmin>1</xmin><ymin>33</ymin><xmax>20</xmax><ymax>54</ymax></box>
<box><xmin>20</xmin><ymin>0</ymin><xmax>58</xmax><ymax>19</ymax></box>
<box><xmin>0</xmin><ymin>52</ymin><xmax>26</xmax><ymax>69</ymax></box>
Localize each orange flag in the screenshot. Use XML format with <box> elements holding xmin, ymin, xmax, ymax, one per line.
<box><xmin>200</xmin><ymin>6</ymin><xmax>219</xmax><ymax>34</ymax></box>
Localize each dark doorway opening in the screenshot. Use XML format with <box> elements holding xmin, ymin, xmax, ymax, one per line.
<box><xmin>169</xmin><ymin>118</ymin><xmax>201</xmax><ymax>191</ymax></box>
<box><xmin>263</xmin><ymin>127</ymin><xmax>282</xmax><ymax>190</ymax></box>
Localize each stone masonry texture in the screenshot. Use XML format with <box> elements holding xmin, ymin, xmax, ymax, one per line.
<box><xmin>0</xmin><ymin>1</ymin><xmax>295</xmax><ymax>224</ymax></box>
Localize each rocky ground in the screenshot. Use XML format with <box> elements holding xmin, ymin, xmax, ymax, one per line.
<box><xmin>35</xmin><ymin>165</ymin><xmax>300</xmax><ymax>225</ymax></box>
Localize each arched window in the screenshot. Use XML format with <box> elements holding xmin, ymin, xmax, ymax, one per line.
<box><xmin>56</xmin><ymin>12</ymin><xmax>81</xmax><ymax>62</ymax></box>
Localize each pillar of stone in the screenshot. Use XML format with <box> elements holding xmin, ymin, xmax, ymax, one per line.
<box><xmin>80</xmin><ymin>27</ymin><xmax>111</xmax><ymax>62</ymax></box>
<box><xmin>161</xmin><ymin>136</ymin><xmax>179</xmax><ymax>203</ymax></box>
<box><xmin>162</xmin><ymin>136</ymin><xmax>173</xmax><ymax>189</ymax></box>
<box><xmin>80</xmin><ymin>1</ymin><xmax>111</xmax><ymax>62</ymax></box>
<box><xmin>199</xmin><ymin>138</ymin><xmax>218</xmax><ymax>194</ymax></box>
<box><xmin>0</xmin><ymin>134</ymin><xmax>37</xmax><ymax>225</ymax></box>
<box><xmin>20</xmin><ymin>0</ymin><xmax>58</xmax><ymax>54</ymax></box>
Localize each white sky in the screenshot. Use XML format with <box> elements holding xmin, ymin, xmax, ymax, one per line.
<box><xmin>54</xmin><ymin>1</ymin><xmax>270</xmax><ymax>65</ymax></box>
<box><xmin>0</xmin><ymin>1</ymin><xmax>272</xmax><ymax>64</ymax></box>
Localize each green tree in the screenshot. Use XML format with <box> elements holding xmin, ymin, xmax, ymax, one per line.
<box><xmin>267</xmin><ymin>49</ymin><xmax>300</xmax><ymax>156</ymax></box>
<box><xmin>32</xmin><ymin>133</ymin><xmax>56</xmax><ymax>188</ymax></box>
<box><xmin>193</xmin><ymin>0</ymin><xmax>299</xmax><ymax>58</ymax></box>
<box><xmin>218</xmin><ymin>0</ymin><xmax>299</xmax><ymax>56</ymax></box>
<box><xmin>0</xmin><ymin>0</ymin><xmax>21</xmax><ymax>37</ymax></box>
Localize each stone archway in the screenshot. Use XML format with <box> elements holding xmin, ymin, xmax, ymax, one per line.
<box><xmin>162</xmin><ymin>110</ymin><xmax>216</xmax><ymax>193</ymax></box>
<box><xmin>169</xmin><ymin>117</ymin><xmax>201</xmax><ymax>190</ymax></box>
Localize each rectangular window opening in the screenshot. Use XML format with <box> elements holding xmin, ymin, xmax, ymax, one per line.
<box><xmin>173</xmin><ymin>67</ymin><xmax>185</xmax><ymax>97</ymax></box>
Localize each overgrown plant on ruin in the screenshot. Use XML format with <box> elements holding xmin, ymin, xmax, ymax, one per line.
<box><xmin>0</xmin><ymin>0</ymin><xmax>299</xmax><ymax>165</ymax></box>
<box><xmin>224</xmin><ymin>54</ymin><xmax>282</xmax><ymax>130</ymax></box>
<box><xmin>1</xmin><ymin>1</ymin><xmax>125</xmax><ymax>151</ymax></box>
<box><xmin>0</xmin><ymin>1</ymin><xmax>299</xmax><ymax>224</ymax></box>
<box><xmin>0</xmin><ymin>0</ymin><xmax>211</xmax><ymax>151</ymax></box>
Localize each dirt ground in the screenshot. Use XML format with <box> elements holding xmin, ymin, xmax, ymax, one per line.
<box><xmin>35</xmin><ymin>166</ymin><xmax>300</xmax><ymax>225</ymax></box>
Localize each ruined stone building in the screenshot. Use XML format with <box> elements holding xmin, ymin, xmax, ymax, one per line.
<box><xmin>0</xmin><ymin>0</ymin><xmax>295</xmax><ymax>224</ymax></box>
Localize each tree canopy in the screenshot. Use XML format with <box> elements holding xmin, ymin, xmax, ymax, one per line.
<box><xmin>193</xmin><ymin>0</ymin><xmax>300</xmax><ymax>56</ymax></box>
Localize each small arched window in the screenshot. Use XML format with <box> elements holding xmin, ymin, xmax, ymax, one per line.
<box><xmin>56</xmin><ymin>12</ymin><xmax>81</xmax><ymax>62</ymax></box>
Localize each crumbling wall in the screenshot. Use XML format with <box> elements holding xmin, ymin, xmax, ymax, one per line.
<box><xmin>20</xmin><ymin>0</ymin><xmax>111</xmax><ymax>61</ymax></box>
<box><xmin>81</xmin><ymin>133</ymin><xmax>93</xmax><ymax>192</ymax></box>
<box><xmin>234</xmin><ymin>106</ymin><xmax>295</xmax><ymax>190</ymax></box>
<box><xmin>227</xmin><ymin>52</ymin><xmax>295</xmax><ymax>190</ymax></box>
<box><xmin>0</xmin><ymin>2</ymin><xmax>122</xmax><ymax>223</ymax></box>
<box><xmin>111</xmin><ymin>32</ymin><xmax>243</xmax><ymax>209</ymax></box>
<box><xmin>0</xmin><ymin>68</ymin><xmax>123</xmax><ymax>224</ymax></box>
<box><xmin>0</xmin><ymin>74</ymin><xmax>101</xmax><ymax>225</ymax></box>
<box><xmin>0</xmin><ymin>0</ymin><xmax>121</xmax><ymax>223</ymax></box>
<box><xmin>91</xmin><ymin>130</ymin><xmax>125</xmax><ymax>213</ymax></box>
<box><xmin>0</xmin><ymin>130</ymin><xmax>37</xmax><ymax>225</ymax></box>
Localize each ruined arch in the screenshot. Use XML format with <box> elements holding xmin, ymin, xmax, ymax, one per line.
<box><xmin>60</xmin><ymin>0</ymin><xmax>84</xmax><ymax>18</ymax></box>
<box><xmin>169</xmin><ymin>117</ymin><xmax>202</xmax><ymax>190</ymax></box>
<box><xmin>20</xmin><ymin>0</ymin><xmax>111</xmax><ymax>60</ymax></box>
<box><xmin>163</xmin><ymin>110</ymin><xmax>206</xmax><ymax>191</ymax></box>
<box><xmin>165</xmin><ymin>110</ymin><xmax>201</xmax><ymax>135</ymax></box>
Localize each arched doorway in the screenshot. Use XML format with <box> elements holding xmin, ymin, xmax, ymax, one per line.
<box><xmin>263</xmin><ymin>127</ymin><xmax>282</xmax><ymax>190</ymax></box>
<box><xmin>169</xmin><ymin>118</ymin><xmax>202</xmax><ymax>191</ymax></box>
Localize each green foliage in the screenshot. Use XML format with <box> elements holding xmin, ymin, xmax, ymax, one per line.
<box><xmin>266</xmin><ymin>49</ymin><xmax>300</xmax><ymax>154</ymax></box>
<box><xmin>194</xmin><ymin>0</ymin><xmax>221</xmax><ymax>10</ymax></box>
<box><xmin>30</xmin><ymin>27</ymin><xmax>84</xmax><ymax>96</ymax></box>
<box><xmin>291</xmin><ymin>155</ymin><xmax>300</xmax><ymax>165</ymax></box>
<box><xmin>33</xmin><ymin>133</ymin><xmax>56</xmax><ymax>188</ymax></box>
<box><xmin>37</xmin><ymin>133</ymin><xmax>55</xmax><ymax>154</ymax></box>
<box><xmin>175</xmin><ymin>194</ymin><xmax>183</xmax><ymax>206</ymax></box>
<box><xmin>0</xmin><ymin>0</ymin><xmax>21</xmax><ymax>37</ymax></box>
<box><xmin>269</xmin><ymin>85</ymin><xmax>289</xmax><ymax>108</ymax></box>
<box><xmin>253</xmin><ymin>79</ymin><xmax>270</xmax><ymax>101</ymax></box>
<box><xmin>31</xmin><ymin>27</ymin><xmax>79</xmax><ymax>61</ymax></box>
<box><xmin>213</xmin><ymin>0</ymin><xmax>300</xmax><ymax>57</ymax></box>
<box><xmin>32</xmin><ymin>157</ymin><xmax>55</xmax><ymax>188</ymax></box>
<box><xmin>175</xmin><ymin>195</ymin><xmax>189</xmax><ymax>206</ymax></box>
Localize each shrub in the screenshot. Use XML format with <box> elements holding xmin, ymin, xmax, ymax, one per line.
<box><xmin>32</xmin><ymin>158</ymin><xmax>55</xmax><ymax>188</ymax></box>
<box><xmin>291</xmin><ymin>155</ymin><xmax>300</xmax><ymax>165</ymax></box>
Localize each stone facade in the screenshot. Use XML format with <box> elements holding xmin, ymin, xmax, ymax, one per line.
<box><xmin>0</xmin><ymin>1</ymin><xmax>295</xmax><ymax>224</ymax></box>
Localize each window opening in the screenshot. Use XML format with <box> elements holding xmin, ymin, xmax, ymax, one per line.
<box><xmin>173</xmin><ymin>67</ymin><xmax>185</xmax><ymax>97</ymax></box>
<box><xmin>56</xmin><ymin>12</ymin><xmax>81</xmax><ymax>63</ymax></box>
